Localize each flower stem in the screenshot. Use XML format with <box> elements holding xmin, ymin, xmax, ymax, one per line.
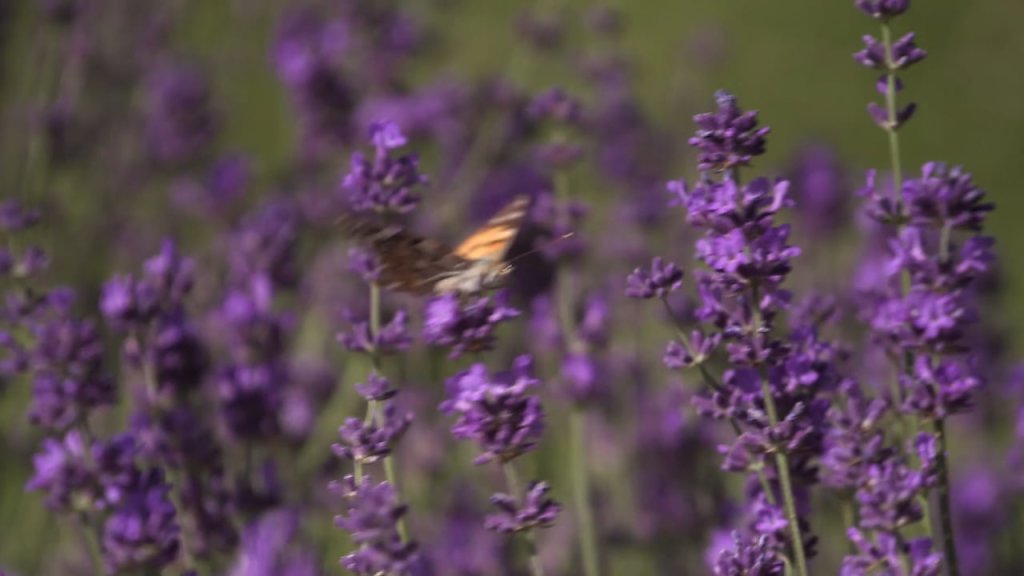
<box><xmin>569</xmin><ymin>409</ymin><xmax>600</xmax><ymax>576</ymax></box>
<box><xmin>503</xmin><ymin>463</ymin><xmax>546</xmax><ymax>576</ymax></box>
<box><xmin>931</xmin><ymin>417</ymin><xmax>960</xmax><ymax>576</ymax></box>
<box><xmin>363</xmin><ymin>282</ymin><xmax>408</xmax><ymax>540</ymax></box>
<box><xmin>551</xmin><ymin>138</ymin><xmax>601</xmax><ymax>576</ymax></box>
<box><xmin>880</xmin><ymin>22</ymin><xmax>904</xmax><ymax>210</ymax></box>
<box><xmin>77</xmin><ymin>512</ymin><xmax>106</xmax><ymax>576</ymax></box>
<box><xmin>759</xmin><ymin>378</ymin><xmax>809</xmax><ymax>576</ymax></box>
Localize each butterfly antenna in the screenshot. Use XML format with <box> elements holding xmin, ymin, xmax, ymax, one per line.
<box><xmin>506</xmin><ymin>233</ymin><xmax>575</xmax><ymax>266</ymax></box>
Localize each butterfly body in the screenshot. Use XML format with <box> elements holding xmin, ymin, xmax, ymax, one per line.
<box><xmin>342</xmin><ymin>196</ymin><xmax>529</xmax><ymax>296</ymax></box>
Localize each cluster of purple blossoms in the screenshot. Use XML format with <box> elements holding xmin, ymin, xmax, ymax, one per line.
<box><xmin>143</xmin><ymin>62</ymin><xmax>218</xmax><ymax>167</ymax></box>
<box><xmin>631</xmin><ymin>91</ymin><xmax>838</xmax><ymax>573</ymax></box>
<box><xmin>342</xmin><ymin>121</ymin><xmax>426</xmax><ymax>215</ymax></box>
<box><xmin>26</xmin><ymin>429</ymin><xmax>183</xmax><ymax>572</ymax></box>
<box><xmin>332</xmin><ymin>120</ymin><xmax>422</xmax><ymax>574</ymax></box>
<box><xmin>273</xmin><ymin>7</ymin><xmax>355</xmax><ymax>164</ymax></box>
<box><xmin>332</xmin><ymin>476</ymin><xmax>420</xmax><ymax>575</ymax></box>
<box><xmin>423</xmin><ymin>292</ymin><xmax>521</xmax><ymax>358</ymax></box>
<box><xmin>101</xmin><ymin>240</ymin><xmax>239</xmax><ymax>559</ymax></box>
<box><xmin>441</xmin><ymin>356</ymin><xmax>561</xmax><ymax>534</ymax></box>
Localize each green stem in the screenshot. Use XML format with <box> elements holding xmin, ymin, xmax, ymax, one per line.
<box><xmin>880</xmin><ymin>22</ymin><xmax>904</xmax><ymax>212</ymax></box>
<box><xmin>569</xmin><ymin>410</ymin><xmax>600</xmax><ymax>576</ymax></box>
<box><xmin>759</xmin><ymin>379</ymin><xmax>809</xmax><ymax>576</ymax></box>
<box><xmin>932</xmin><ymin>418</ymin><xmax>960</xmax><ymax>576</ymax></box>
<box><xmin>362</xmin><ymin>282</ymin><xmax>408</xmax><ymax>539</ymax></box>
<box><xmin>503</xmin><ymin>463</ymin><xmax>546</xmax><ymax>576</ymax></box>
<box><xmin>77</xmin><ymin>512</ymin><xmax>106</xmax><ymax>575</ymax></box>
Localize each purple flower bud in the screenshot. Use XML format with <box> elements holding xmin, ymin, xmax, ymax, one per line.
<box><xmin>356</xmin><ymin>373</ymin><xmax>398</xmax><ymax>402</ymax></box>
<box><xmin>855</xmin><ymin>0</ymin><xmax>910</xmax><ymax>20</ymax></box>
<box><xmin>689</xmin><ymin>90</ymin><xmax>770</xmax><ymax>172</ymax></box>
<box><xmin>626</xmin><ymin>257</ymin><xmax>683</xmax><ymax>299</ymax></box>
<box><xmin>332</xmin><ymin>404</ymin><xmax>413</xmax><ymax>464</ymax></box>
<box><xmin>902</xmin><ymin>162</ymin><xmax>993</xmax><ymax>232</ymax></box>
<box><xmin>485</xmin><ymin>481</ymin><xmax>561</xmax><ymax>533</ymax></box>
<box><xmin>339</xmin><ymin>309</ymin><xmax>413</xmax><ymax>355</ymax></box>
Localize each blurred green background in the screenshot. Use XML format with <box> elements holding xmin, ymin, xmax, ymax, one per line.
<box><xmin>2</xmin><ymin>0</ymin><xmax>1023</xmax><ymax>573</ymax></box>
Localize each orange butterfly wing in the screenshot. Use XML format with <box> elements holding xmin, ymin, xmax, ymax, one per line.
<box><xmin>453</xmin><ymin>195</ymin><xmax>530</xmax><ymax>264</ymax></box>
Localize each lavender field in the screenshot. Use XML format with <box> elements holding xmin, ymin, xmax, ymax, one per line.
<box><xmin>4</xmin><ymin>0</ymin><xmax>1024</xmax><ymax>574</ymax></box>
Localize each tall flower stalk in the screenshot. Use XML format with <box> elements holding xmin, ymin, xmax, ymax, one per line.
<box><xmin>335</xmin><ymin>120</ymin><xmax>422</xmax><ymax>554</ymax></box>
<box><xmin>853</xmin><ymin>2</ymin><xmax>986</xmax><ymax>574</ymax></box>
<box><xmin>442</xmin><ymin>356</ymin><xmax>562</xmax><ymax>576</ymax></box>
<box><xmin>629</xmin><ymin>91</ymin><xmax>830</xmax><ymax>576</ymax></box>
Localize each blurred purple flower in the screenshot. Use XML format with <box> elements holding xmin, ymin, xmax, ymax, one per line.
<box><xmin>485</xmin><ymin>481</ymin><xmax>561</xmax><ymax>534</ymax></box>
<box><xmin>713</xmin><ymin>532</ymin><xmax>784</xmax><ymax>576</ymax></box>
<box><xmin>342</xmin><ymin>121</ymin><xmax>425</xmax><ymax>214</ymax></box>
<box><xmin>423</xmin><ymin>292</ymin><xmax>520</xmax><ymax>358</ymax></box>
<box><xmin>101</xmin><ymin>469</ymin><xmax>181</xmax><ymax>573</ymax></box>
<box><xmin>441</xmin><ymin>356</ymin><xmax>545</xmax><ymax>465</ymax></box>
<box><xmin>854</xmin><ymin>0</ymin><xmax>910</xmax><ymax>20</ymax></box>
<box><xmin>332</xmin><ymin>476</ymin><xmax>420</xmax><ymax>575</ymax></box>
<box><xmin>26</xmin><ymin>431</ymin><xmax>138</xmax><ymax>512</ymax></box>
<box><xmin>626</xmin><ymin>257</ymin><xmax>683</xmax><ymax>299</ymax></box>
<box><xmin>144</xmin><ymin>62</ymin><xmax>217</xmax><ymax>166</ymax></box>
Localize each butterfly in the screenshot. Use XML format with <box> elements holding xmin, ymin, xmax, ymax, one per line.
<box><xmin>341</xmin><ymin>195</ymin><xmax>531</xmax><ymax>295</ymax></box>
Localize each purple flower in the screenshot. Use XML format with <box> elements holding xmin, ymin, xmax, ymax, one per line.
<box><xmin>102</xmin><ymin>469</ymin><xmax>181</xmax><ymax>573</ymax></box>
<box><xmin>355</xmin><ymin>373</ymin><xmax>398</xmax><ymax>402</ymax></box>
<box><xmin>788</xmin><ymin>143</ymin><xmax>849</xmax><ymax>238</ymax></box>
<box><xmin>842</xmin><ymin>528</ymin><xmax>941</xmax><ymax>576</ymax></box>
<box><xmin>902</xmin><ymin>162</ymin><xmax>993</xmax><ymax>232</ymax></box>
<box><xmin>215</xmin><ymin>362</ymin><xmax>285</xmax><ymax>441</ymax></box>
<box><xmin>228</xmin><ymin>509</ymin><xmax>316</xmax><ymax>576</ymax></box>
<box><xmin>144</xmin><ymin>62</ymin><xmax>217</xmax><ymax>165</ymax></box>
<box><xmin>689</xmin><ymin>90</ymin><xmax>770</xmax><ymax>172</ymax></box>
<box><xmin>423</xmin><ymin>292</ymin><xmax>520</xmax><ymax>357</ymax></box>
<box><xmin>342</xmin><ymin>121</ymin><xmax>425</xmax><ymax>214</ymax></box>
<box><xmin>339</xmin><ymin>308</ymin><xmax>413</xmax><ymax>355</ymax></box>
<box><xmin>26</xmin><ymin>431</ymin><xmax>138</xmax><ymax>512</ymax></box>
<box><xmin>28</xmin><ymin>311</ymin><xmax>115</xmax><ymax>431</ymax></box>
<box><xmin>526</xmin><ymin>88</ymin><xmax>583</xmax><ymax>125</ymax></box>
<box><xmin>441</xmin><ymin>356</ymin><xmax>545</xmax><ymax>465</ymax></box>
<box><xmin>101</xmin><ymin>239</ymin><xmax>195</xmax><ymax>331</ymax></box>
<box><xmin>348</xmin><ymin>247</ymin><xmax>381</xmax><ymax>283</ymax></box>
<box><xmin>901</xmin><ymin>356</ymin><xmax>982</xmax><ymax>419</ymax></box>
<box><xmin>625</xmin><ymin>257</ymin><xmax>683</xmax><ymax>299</ymax></box>
<box><xmin>229</xmin><ymin>201</ymin><xmax>300</xmax><ymax>289</ymax></box>
<box><xmin>854</xmin><ymin>33</ymin><xmax>926</xmax><ymax>71</ymax></box>
<box><xmin>332</xmin><ymin>476</ymin><xmax>420</xmax><ymax>575</ymax></box>
<box><xmin>713</xmin><ymin>532</ymin><xmax>785</xmax><ymax>576</ymax></box>
<box><xmin>332</xmin><ymin>404</ymin><xmax>413</xmax><ymax>464</ymax></box>
<box><xmin>854</xmin><ymin>0</ymin><xmax>910</xmax><ymax>20</ymax></box>
<box><xmin>273</xmin><ymin>8</ymin><xmax>354</xmax><ymax>161</ymax></box>
<box><xmin>485</xmin><ymin>481</ymin><xmax>561</xmax><ymax>533</ymax></box>
<box><xmin>855</xmin><ymin>458</ymin><xmax>926</xmax><ymax>532</ymax></box>
<box><xmin>559</xmin><ymin>352</ymin><xmax>605</xmax><ymax>405</ymax></box>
